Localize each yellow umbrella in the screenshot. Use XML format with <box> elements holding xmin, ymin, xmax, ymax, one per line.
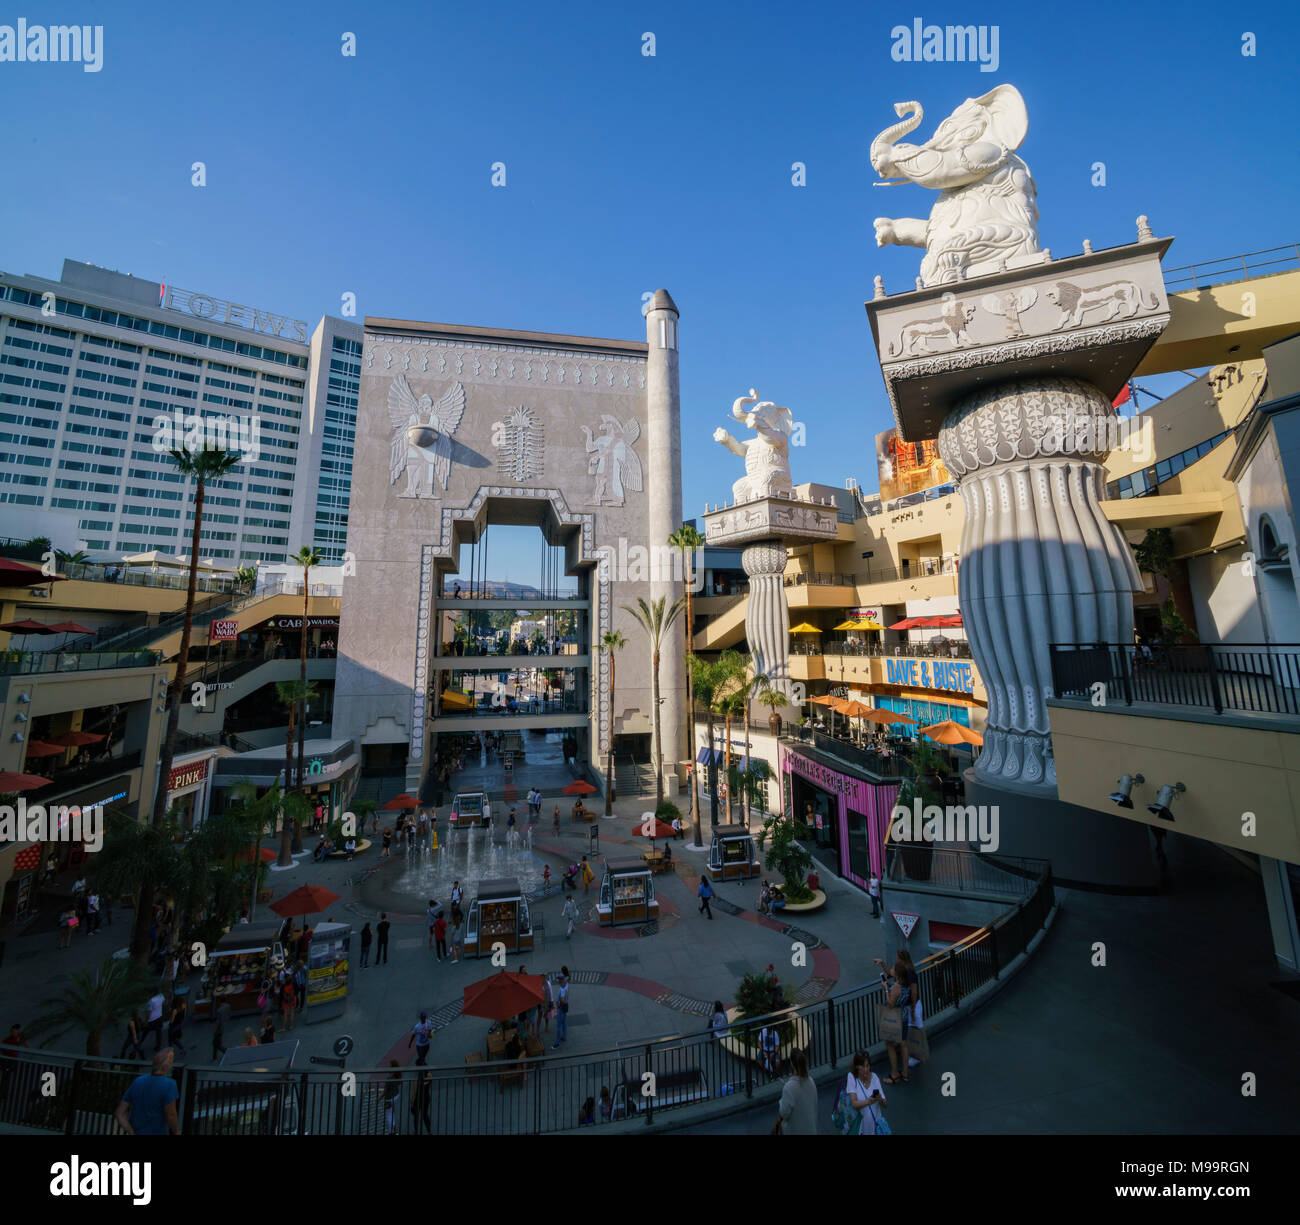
<box><xmin>789</xmin><ymin>623</ymin><xmax>822</xmax><ymax>634</ymax></box>
<box><xmin>850</xmin><ymin>619</ymin><xmax>885</xmax><ymax>631</ymax></box>
<box><xmin>920</xmin><ymin>720</ymin><xmax>983</xmax><ymax>746</ymax></box>
<box><xmin>832</xmin><ymin>620</ymin><xmax>859</xmax><ymax>631</ymax></box>
<box><xmin>439</xmin><ymin>689</ymin><xmax>475</xmax><ymax>710</ymax></box>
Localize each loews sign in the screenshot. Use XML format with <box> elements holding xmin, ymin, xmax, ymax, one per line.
<box><xmin>169</xmin><ymin>760</ymin><xmax>208</xmax><ymax>792</ymax></box>
<box><xmin>161</xmin><ymin>284</ymin><xmax>308</xmax><ymax>343</ymax></box>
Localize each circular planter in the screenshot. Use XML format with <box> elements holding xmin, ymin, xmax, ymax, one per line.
<box><xmin>775</xmin><ymin>888</ymin><xmax>826</xmax><ymax>914</ymax></box>
<box><xmin>325</xmin><ymin>838</ymin><xmax>372</xmax><ymax>860</ymax></box>
<box><xmin>717</xmin><ymin>1008</ymin><xmax>813</xmax><ymax>1064</ymax></box>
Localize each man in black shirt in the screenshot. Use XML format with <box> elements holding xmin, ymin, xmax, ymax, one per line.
<box><xmin>376</xmin><ymin>913</ymin><xmax>391</xmax><ymax>965</ymax></box>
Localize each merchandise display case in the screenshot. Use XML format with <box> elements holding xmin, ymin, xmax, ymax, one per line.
<box><xmin>450</xmin><ymin>791</ymin><xmax>487</xmax><ymax>827</ymax></box>
<box><xmin>597</xmin><ymin>859</ymin><xmax>658</xmax><ymax>926</ymax></box>
<box><xmin>193</xmin><ymin>920</ymin><xmax>285</xmax><ymax>1019</ymax></box>
<box><xmin>708</xmin><ymin>824</ymin><xmax>761</xmax><ymax>882</ymax></box>
<box><xmin>462</xmin><ymin>878</ymin><xmax>533</xmax><ymax>957</ymax></box>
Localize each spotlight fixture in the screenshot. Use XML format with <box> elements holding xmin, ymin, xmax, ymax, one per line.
<box><xmin>15</xmin><ymin>712</ymin><xmax>27</xmax><ymax>722</ymax></box>
<box><xmin>1147</xmin><ymin>782</ymin><xmax>1185</xmax><ymax>822</ymax></box>
<box><xmin>1108</xmin><ymin>772</ymin><xmax>1144</xmax><ymax>808</ymax></box>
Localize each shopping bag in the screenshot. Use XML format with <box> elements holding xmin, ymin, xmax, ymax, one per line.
<box><xmin>908</xmin><ymin>1026</ymin><xmax>930</xmax><ymax>1062</ymax></box>
<box><xmin>876</xmin><ymin>1004</ymin><xmax>903</xmax><ymax>1044</ymax></box>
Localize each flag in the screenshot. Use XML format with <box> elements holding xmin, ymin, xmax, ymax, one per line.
<box><xmin>1112</xmin><ymin>383</ymin><xmax>1132</xmax><ymax>408</ymax></box>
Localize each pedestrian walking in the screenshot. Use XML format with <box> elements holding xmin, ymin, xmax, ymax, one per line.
<box><xmin>427</xmin><ymin>900</ymin><xmax>440</xmax><ymax>949</ymax></box>
<box><xmin>114</xmin><ymin>1049</ymin><xmax>180</xmax><ymax>1136</ymax></box>
<box><xmin>259</xmin><ymin>1014</ymin><xmax>276</xmax><ymax>1044</ymax></box>
<box><xmin>293</xmin><ymin>960</ymin><xmax>307</xmax><ymax>1012</ymax></box>
<box><xmin>409</xmin><ymin>1011</ymin><xmax>433</xmax><ymax>1065</ymax></box>
<box><xmin>552</xmin><ymin>805</ymin><xmax>561</xmax><ymax>837</ymax></box>
<box><xmin>542</xmin><ymin>973</ymin><xmax>555</xmax><ymax>1034</ymax></box>
<box><xmin>381</xmin><ymin>827</ymin><xmax>392</xmax><ymax>858</ymax></box>
<box><xmin>144</xmin><ymin>990</ymin><xmax>166</xmax><ymax>1051</ymax></box>
<box><xmin>450</xmin><ymin>881</ymin><xmax>463</xmax><ymax>912</ymax></box>
<box><xmin>120</xmin><ymin>1012</ymin><xmax>145</xmax><ymax>1060</ymax></box>
<box><xmin>580</xmin><ymin>856</ymin><xmax>594</xmax><ymax>894</ymax></box>
<box><xmin>384</xmin><ymin>1061</ymin><xmax>402</xmax><ymax>1134</ymax></box>
<box><xmin>562</xmin><ymin>894</ymin><xmax>578</xmax><ymax>939</ymax></box>
<box><xmin>698</xmin><ymin>874</ymin><xmax>715</xmax><ymax>919</ymax></box>
<box><xmin>57</xmin><ymin>905</ymin><xmax>77</xmax><ymax>948</ymax></box>
<box><xmin>167</xmin><ymin>998</ymin><xmax>187</xmax><ymax>1054</ymax></box>
<box><xmin>345</xmin><ymin>837</ymin><xmax>356</xmax><ymax>860</ymax></box>
<box><xmin>842</xmin><ymin>1050</ymin><xmax>888</xmax><ymax>1135</ymax></box>
<box><xmin>551</xmin><ymin>969</ymin><xmax>570</xmax><ymax>1048</ymax></box>
<box><xmin>710</xmin><ymin>1001</ymin><xmax>728</xmax><ymax>1039</ymax></box>
<box><xmin>376</xmin><ymin>913</ymin><xmax>391</xmax><ymax>965</ymax></box>
<box><xmin>211</xmin><ymin>1001</ymin><xmax>231</xmax><ymax>1063</ymax></box>
<box><xmin>86</xmin><ymin>890</ymin><xmax>101</xmax><ymax>934</ymax></box>
<box><xmin>280</xmin><ymin>981</ymin><xmax>297</xmax><ymax>1031</ymax></box>
<box><xmin>359</xmin><ymin>922</ymin><xmax>372</xmax><ymax>968</ymax></box>
<box><xmin>776</xmin><ymin>1049</ymin><xmax>819</xmax><ymax>1135</ymax></box>
<box><xmin>448</xmin><ymin>914</ymin><xmax>460</xmax><ymax>963</ymax></box>
<box><xmin>868</xmin><ymin>872</ymin><xmax>881</xmax><ymax>918</ymax></box>
<box><xmin>433</xmin><ymin>914</ymin><xmax>448</xmax><ymax>961</ymax></box>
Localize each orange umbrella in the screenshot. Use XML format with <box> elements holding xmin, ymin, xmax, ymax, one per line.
<box><xmin>23</xmin><ymin>741</ymin><xmax>66</xmax><ymax>758</ymax></box>
<box><xmin>382</xmin><ymin>793</ymin><xmax>419</xmax><ymax>810</ymax></box>
<box><xmin>461</xmin><ymin>969</ymin><xmax>547</xmax><ymax>1023</ymax></box>
<box><xmin>562</xmin><ymin>780</ymin><xmax>597</xmax><ymax>795</ymax></box>
<box><xmin>859</xmin><ymin>708</ymin><xmax>918</xmax><ymax>725</ymax></box>
<box><xmin>834</xmin><ymin>699</ymin><xmax>874</xmax><ymax>717</ymax></box>
<box><xmin>0</xmin><ymin>770</ymin><xmax>52</xmax><ymax>790</ymax></box>
<box><xmin>920</xmin><ymin>720</ymin><xmax>983</xmax><ymax>746</ymax></box>
<box><xmin>237</xmin><ymin>846</ymin><xmax>277</xmax><ymax>864</ymax></box>
<box><xmin>46</xmin><ymin>730</ymin><xmax>105</xmax><ymax>746</ymax></box>
<box><xmin>269</xmin><ymin>884</ymin><xmax>341</xmax><ymax>917</ymax></box>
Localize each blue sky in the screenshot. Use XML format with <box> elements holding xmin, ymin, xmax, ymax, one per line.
<box><xmin>2</xmin><ymin>0</ymin><xmax>1297</xmax><ymax>582</ymax></box>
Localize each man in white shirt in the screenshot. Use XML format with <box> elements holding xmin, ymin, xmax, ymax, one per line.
<box><xmin>86</xmin><ymin>891</ymin><xmax>101</xmax><ymax>934</ymax></box>
<box><xmin>145</xmin><ymin>991</ymin><xmax>166</xmax><ymax>1052</ymax></box>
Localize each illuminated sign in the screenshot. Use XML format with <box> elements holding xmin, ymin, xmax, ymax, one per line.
<box><xmin>265</xmin><ymin>616</ymin><xmax>339</xmax><ymax>630</ymax></box>
<box><xmin>169</xmin><ymin>760</ymin><xmax>208</xmax><ymax>792</ymax></box>
<box><xmin>885</xmin><ymin>657</ymin><xmax>974</xmax><ymax>695</ymax></box>
<box><xmin>161</xmin><ymin>284</ymin><xmax>308</xmax><ymax>343</ymax></box>
<box><xmin>209</xmin><ymin>620</ymin><xmax>239</xmax><ymax>641</ymax></box>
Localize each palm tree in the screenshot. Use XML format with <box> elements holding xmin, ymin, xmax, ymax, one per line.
<box><xmin>149</xmin><ymin>447</ymin><xmax>245</xmax><ymax>830</ymax></box>
<box><xmin>688</xmin><ymin>649</ymin><xmax>748</xmax><ymax>827</ymax></box>
<box><xmin>623</xmin><ymin>595</ymin><xmax>685</xmax><ymax>807</ymax></box>
<box><xmin>275</xmin><ymin>680</ymin><xmax>318</xmax><ymax>865</ymax></box>
<box><xmin>350</xmin><ymin>795</ymin><xmax>379</xmax><ymax>840</ymax></box>
<box><xmin>230</xmin><ymin>782</ymin><xmax>282</xmax><ymax>920</ymax></box>
<box><xmin>92</xmin><ymin>808</ymin><xmax>184</xmax><ymax>966</ymax></box>
<box><xmin>234</xmin><ymin>564</ymin><xmax>257</xmax><ymax>591</ymax></box>
<box><xmin>753</xmin><ymin>674</ymin><xmax>787</xmax><ymax>738</ymax></box>
<box><xmin>53</xmin><ymin>548</ymin><xmax>90</xmax><ymax>574</ymax></box>
<box><xmin>28</xmin><ymin>956</ymin><xmax>157</xmax><ymax>1056</ymax></box>
<box><xmin>669</xmin><ymin>524</ymin><xmax>705</xmax><ymax>842</ymax></box>
<box><xmin>600</xmin><ymin>629</ymin><xmax>627</xmax><ymax>816</ymax></box>
<box><xmin>289</xmin><ymin>546</ymin><xmax>322</xmax><ymax>822</ymax></box>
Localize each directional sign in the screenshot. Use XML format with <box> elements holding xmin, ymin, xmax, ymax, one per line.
<box><xmin>892</xmin><ymin>911</ymin><xmax>920</xmax><ymax>939</ymax></box>
<box><xmin>333</xmin><ymin>1035</ymin><xmax>354</xmax><ymax>1059</ymax></box>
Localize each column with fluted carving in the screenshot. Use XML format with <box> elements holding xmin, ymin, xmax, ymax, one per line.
<box><xmin>938</xmin><ymin>376</ymin><xmax>1141</xmax><ymax>789</ymax></box>
<box><xmin>742</xmin><ymin>541</ymin><xmax>792</xmax><ymax>692</ymax></box>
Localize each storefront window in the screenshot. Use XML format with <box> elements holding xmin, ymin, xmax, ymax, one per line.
<box><xmin>846</xmin><ymin>809</ymin><xmax>872</xmax><ymax>882</ymax></box>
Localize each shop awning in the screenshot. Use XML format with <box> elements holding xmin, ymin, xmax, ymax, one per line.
<box><xmin>696</xmin><ymin>747</ymin><xmax>722</xmax><ymax>765</ymax></box>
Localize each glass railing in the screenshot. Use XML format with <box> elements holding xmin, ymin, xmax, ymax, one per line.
<box><xmin>0</xmin><ymin>650</ymin><xmax>161</xmax><ymax>676</ymax></box>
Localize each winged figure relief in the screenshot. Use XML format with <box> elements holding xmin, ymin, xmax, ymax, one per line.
<box><xmin>582</xmin><ymin>415</ymin><xmax>644</xmax><ymax>506</ymax></box>
<box><xmin>387</xmin><ymin>375</ymin><xmax>467</xmax><ymax>498</ymax></box>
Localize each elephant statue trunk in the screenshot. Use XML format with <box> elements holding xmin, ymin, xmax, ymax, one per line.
<box><xmin>870</xmin><ymin>101</ymin><xmax>923</xmax><ymax>178</ymax></box>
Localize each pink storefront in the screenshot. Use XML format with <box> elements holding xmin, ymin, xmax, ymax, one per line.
<box><xmin>778</xmin><ymin>744</ymin><xmax>900</xmax><ymax>894</ymax></box>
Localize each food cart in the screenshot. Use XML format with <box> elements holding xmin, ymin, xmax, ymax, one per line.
<box><xmin>597</xmin><ymin>859</ymin><xmax>659</xmax><ymax>927</ymax></box>
<box><xmin>708</xmin><ymin>824</ymin><xmax>761</xmax><ymax>882</ymax></box>
<box><xmin>304</xmin><ymin>920</ymin><xmax>351</xmax><ymax>1023</ymax></box>
<box><xmin>192</xmin><ymin>920</ymin><xmax>284</xmax><ymax>1020</ymax></box>
<box><xmin>450</xmin><ymin>791</ymin><xmax>487</xmax><ymax>828</ymax></box>
<box><xmin>462</xmin><ymin>878</ymin><xmax>534</xmax><ymax>958</ymax></box>
<box><xmin>190</xmin><ymin>1040</ymin><xmax>302</xmax><ymax>1135</ymax></box>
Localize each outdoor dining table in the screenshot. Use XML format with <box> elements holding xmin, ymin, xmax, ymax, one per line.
<box><xmin>485</xmin><ymin>1027</ymin><xmax>521</xmax><ymax>1060</ymax></box>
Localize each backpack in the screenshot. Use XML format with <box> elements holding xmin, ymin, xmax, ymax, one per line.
<box><xmin>830</xmin><ymin>1088</ymin><xmax>860</xmax><ymax>1136</ymax></box>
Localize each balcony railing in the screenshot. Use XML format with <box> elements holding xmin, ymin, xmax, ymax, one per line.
<box><xmin>28</xmin><ymin>751</ymin><xmax>143</xmax><ymax>798</ymax></box>
<box><xmin>783</xmin><ymin>572</ymin><xmax>857</xmax><ymax>588</ymax></box>
<box><xmin>1161</xmin><ymin>243</ymin><xmax>1300</xmax><ymax>293</ymax></box>
<box><xmin>782</xmin><ymin>725</ymin><xmax>907</xmax><ymax>780</ymax></box>
<box><xmin>820</xmin><ymin>640</ymin><xmax>973</xmax><ymax>659</ymax></box>
<box><xmin>857</xmin><ymin>557</ymin><xmax>953</xmax><ymax>586</ymax></box>
<box><xmin>0</xmin><ymin>650</ymin><xmax>162</xmax><ymax>676</ymax></box>
<box><xmin>1049</xmin><ymin>642</ymin><xmax>1300</xmax><ymax>718</ymax></box>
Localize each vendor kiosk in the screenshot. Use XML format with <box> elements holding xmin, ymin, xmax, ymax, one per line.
<box><xmin>304</xmin><ymin>920</ymin><xmax>351</xmax><ymax>1023</ymax></box>
<box><xmin>193</xmin><ymin>920</ymin><xmax>284</xmax><ymax>1019</ymax></box>
<box><xmin>597</xmin><ymin>859</ymin><xmax>659</xmax><ymax>927</ymax></box>
<box><xmin>450</xmin><ymin>791</ymin><xmax>487</xmax><ymax>827</ymax></box>
<box><xmin>463</xmin><ymin>878</ymin><xmax>534</xmax><ymax>957</ymax></box>
<box><xmin>708</xmin><ymin>824</ymin><xmax>761</xmax><ymax>882</ymax></box>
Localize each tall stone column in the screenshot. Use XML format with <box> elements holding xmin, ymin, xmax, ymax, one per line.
<box><xmin>742</xmin><ymin>541</ymin><xmax>792</xmax><ymax>689</ymax></box>
<box><xmin>938</xmin><ymin>376</ymin><xmax>1142</xmax><ymax>789</ymax></box>
<box><xmin>645</xmin><ymin>289</ymin><xmax>686</xmax><ymax>782</ymax></box>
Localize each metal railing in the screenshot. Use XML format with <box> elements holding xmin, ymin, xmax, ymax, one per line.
<box><xmin>1049</xmin><ymin>642</ymin><xmax>1300</xmax><ymax>718</ymax></box>
<box><xmin>783</xmin><ymin>726</ymin><xmax>908</xmax><ymax>779</ymax></box>
<box><xmin>0</xmin><ymin>856</ymin><xmax>1053</xmax><ymax>1135</ymax></box>
<box><xmin>1161</xmin><ymin>243</ymin><xmax>1300</xmax><ymax>293</ymax></box>
<box><xmin>820</xmin><ymin>640</ymin><xmax>972</xmax><ymax>659</ymax></box>
<box><xmin>58</xmin><ymin>560</ymin><xmax>243</xmax><ymax>595</ymax></box>
<box><xmin>884</xmin><ymin>846</ymin><xmax>1041</xmax><ymax>898</ymax></box>
<box><xmin>857</xmin><ymin>557</ymin><xmax>953</xmax><ymax>587</ymax></box>
<box><xmin>0</xmin><ymin>650</ymin><xmax>162</xmax><ymax>676</ymax></box>
<box><xmin>783</xmin><ymin>572</ymin><xmax>857</xmax><ymax>588</ymax></box>
<box><xmin>23</xmin><ymin>751</ymin><xmax>143</xmax><ymax>797</ymax></box>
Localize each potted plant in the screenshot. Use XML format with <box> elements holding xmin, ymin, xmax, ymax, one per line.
<box><xmin>754</xmin><ymin>676</ymin><xmax>787</xmax><ymax>738</ymax></box>
<box><xmin>733</xmin><ymin>967</ymin><xmax>796</xmax><ymax>1056</ymax></box>
<box><xmin>755</xmin><ymin>811</ymin><xmax>815</xmax><ymax>903</ymax></box>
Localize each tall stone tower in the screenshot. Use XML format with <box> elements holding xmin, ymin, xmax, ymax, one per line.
<box><xmin>644</xmin><ymin>289</ymin><xmax>686</xmax><ymax>789</ymax></box>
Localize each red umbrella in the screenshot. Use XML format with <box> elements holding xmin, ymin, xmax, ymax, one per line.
<box><xmin>888</xmin><ymin>617</ymin><xmax>921</xmax><ymax>631</ymax></box>
<box><xmin>0</xmin><ymin>770</ymin><xmax>52</xmax><ymax>791</ymax></box>
<box><xmin>46</xmin><ymin>730</ymin><xmax>105</xmax><ymax>747</ymax></box>
<box><xmin>0</xmin><ymin>619</ymin><xmax>60</xmax><ymax>650</ymax></box>
<box><xmin>461</xmin><ymin>970</ymin><xmax>546</xmax><ymax>1023</ymax></box>
<box><xmin>22</xmin><ymin>741</ymin><xmax>66</xmax><ymax>758</ymax></box>
<box><xmin>236</xmin><ymin>846</ymin><xmax>277</xmax><ymax>864</ymax></box>
<box><xmin>637</xmin><ymin>816</ymin><xmax>676</xmax><ymax>851</ymax></box>
<box><xmin>382</xmin><ymin>793</ymin><xmax>419</xmax><ymax>810</ymax></box>
<box><xmin>45</xmin><ymin>620</ymin><xmax>94</xmax><ymax>649</ymax></box>
<box><xmin>562</xmin><ymin>780</ymin><xmax>597</xmax><ymax>796</ymax></box>
<box><xmin>269</xmin><ymin>884</ymin><xmax>341</xmax><ymax>918</ymax></box>
<box><xmin>0</xmin><ymin>559</ymin><xmax>66</xmax><ymax>588</ymax></box>
<box><xmin>933</xmin><ymin>614</ymin><xmax>963</xmax><ymax>628</ymax></box>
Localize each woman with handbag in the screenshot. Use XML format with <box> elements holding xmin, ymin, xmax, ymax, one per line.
<box><xmin>877</xmin><ymin>956</ymin><xmax>914</xmax><ymax>1085</ymax></box>
<box><xmin>776</xmin><ymin>1049</ymin><xmax>818</xmax><ymax>1134</ymax></box>
<box><xmin>845</xmin><ymin>1050</ymin><xmax>889</xmax><ymax>1135</ymax></box>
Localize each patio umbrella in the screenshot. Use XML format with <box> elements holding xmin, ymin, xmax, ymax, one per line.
<box><xmin>0</xmin><ymin>619</ymin><xmax>60</xmax><ymax>650</ymax></box>
<box><xmin>0</xmin><ymin>559</ymin><xmax>66</xmax><ymax>588</ymax></box>
<box><xmin>789</xmin><ymin>623</ymin><xmax>822</xmax><ymax>634</ymax></box>
<box><xmin>933</xmin><ymin>614</ymin><xmax>963</xmax><ymax>628</ymax></box>
<box><xmin>22</xmin><ymin>741</ymin><xmax>66</xmax><ymax>758</ymax></box>
<box><xmin>236</xmin><ymin>845</ymin><xmax>277</xmax><ymax>864</ymax></box>
<box><xmin>0</xmin><ymin>770</ymin><xmax>52</xmax><ymax>791</ymax></box>
<box><xmin>637</xmin><ymin>816</ymin><xmax>676</xmax><ymax>849</ymax></box>
<box><xmin>46</xmin><ymin>730</ymin><xmax>105</xmax><ymax>747</ymax></box>
<box><xmin>461</xmin><ymin>969</ymin><xmax>546</xmax><ymax>1023</ymax></box>
<box><xmin>562</xmin><ymin>779</ymin><xmax>597</xmax><ymax>795</ymax></box>
<box><xmin>888</xmin><ymin>617</ymin><xmax>921</xmax><ymax>631</ymax></box>
<box><xmin>920</xmin><ymin>720</ymin><xmax>983</xmax><ymax>746</ymax></box>
<box><xmin>382</xmin><ymin>793</ymin><xmax>419</xmax><ymax>810</ymax></box>
<box><xmin>850</xmin><ymin>618</ymin><xmax>885</xmax><ymax>631</ymax></box>
<box><xmin>45</xmin><ymin>621</ymin><xmax>93</xmax><ymax>649</ymax></box>
<box><xmin>832</xmin><ymin>620</ymin><xmax>859</xmax><ymax>631</ymax></box>
<box><xmin>269</xmin><ymin>884</ymin><xmax>341</xmax><ymax>918</ymax></box>
<box><xmin>808</xmin><ymin>693</ymin><xmax>841</xmax><ymax>735</ymax></box>
<box><xmin>858</xmin><ymin>708</ymin><xmax>919</xmax><ymax>726</ymax></box>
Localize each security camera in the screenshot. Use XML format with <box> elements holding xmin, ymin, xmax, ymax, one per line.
<box><xmin>1147</xmin><ymin>782</ymin><xmax>1185</xmax><ymax>822</ymax></box>
<box><xmin>1108</xmin><ymin>772</ymin><xmax>1144</xmax><ymax>808</ymax></box>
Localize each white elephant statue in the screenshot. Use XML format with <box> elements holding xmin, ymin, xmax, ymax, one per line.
<box><xmin>713</xmin><ymin>389</ymin><xmax>795</xmax><ymax>504</ymax></box>
<box><xmin>870</xmin><ymin>84</ymin><xmax>1043</xmax><ymax>287</ymax></box>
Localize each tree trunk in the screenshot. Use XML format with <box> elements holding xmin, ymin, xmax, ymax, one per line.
<box><xmin>604</xmin><ymin>653</ymin><xmax>615</xmax><ymax>816</ymax></box>
<box><xmin>279</xmin><ymin>706</ymin><xmax>296</xmax><ymax>866</ymax></box>
<box><xmin>651</xmin><ymin>645</ymin><xmax>664</xmax><ymax>807</ymax></box>
<box><xmin>86</xmin><ymin>1029</ymin><xmax>101</xmax><ymax>1057</ymax></box>
<box><xmin>706</xmin><ymin>709</ymin><xmax>719</xmax><ymax>826</ymax></box>
<box><xmin>297</xmin><ymin>563</ymin><xmax>309</xmax><ymax>815</ymax></box>
<box><xmin>129</xmin><ymin>884</ymin><xmax>153</xmax><ymax>966</ymax></box>
<box><xmin>150</xmin><ymin>477</ymin><xmax>205</xmax><ymax>826</ymax></box>
<box><xmin>742</xmin><ymin>695</ymin><xmax>752</xmax><ymax>830</ymax></box>
<box><xmin>724</xmin><ymin>710</ymin><xmax>733</xmax><ymax>821</ymax></box>
<box><xmin>684</xmin><ymin>555</ymin><xmax>702</xmax><ymax>847</ymax></box>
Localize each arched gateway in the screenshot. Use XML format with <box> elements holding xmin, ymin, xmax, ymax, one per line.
<box><xmin>335</xmin><ymin>294</ymin><xmax>688</xmax><ymax>801</ymax></box>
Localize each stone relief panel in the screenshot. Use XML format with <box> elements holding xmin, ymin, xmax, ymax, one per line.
<box><xmin>387</xmin><ymin>375</ymin><xmax>467</xmax><ymax>498</ymax></box>
<box><xmin>582</xmin><ymin>415</ymin><xmax>643</xmax><ymax>507</ymax></box>
<box><xmin>497</xmin><ymin>406</ymin><xmax>546</xmax><ymax>482</ymax></box>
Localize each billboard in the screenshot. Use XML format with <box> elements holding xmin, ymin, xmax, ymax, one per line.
<box><xmin>875</xmin><ymin>428</ymin><xmax>951</xmax><ymax>502</ymax></box>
